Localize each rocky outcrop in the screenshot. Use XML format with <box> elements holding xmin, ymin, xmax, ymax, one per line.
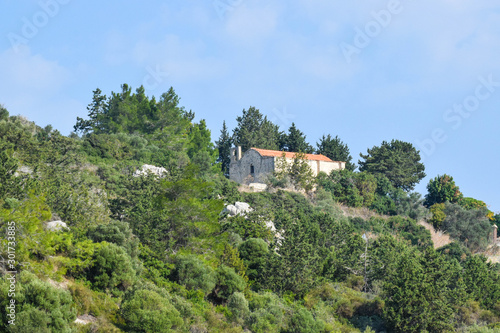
<box><xmin>45</xmin><ymin>220</ymin><xmax>69</xmax><ymax>231</ymax></box>
<box><xmin>74</xmin><ymin>314</ymin><xmax>97</xmax><ymax>325</ymax></box>
<box><xmin>249</xmin><ymin>183</ymin><xmax>267</xmax><ymax>192</ymax></box>
<box><xmin>223</xmin><ymin>202</ymin><xmax>252</xmax><ymax>217</ymax></box>
<box><xmin>133</xmin><ymin>164</ymin><xmax>168</xmax><ymax>178</ymax></box>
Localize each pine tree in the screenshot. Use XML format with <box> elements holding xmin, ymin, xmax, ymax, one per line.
<box><xmin>74</xmin><ymin>88</ymin><xmax>108</xmax><ymax>134</ymax></box>
<box><xmin>232</xmin><ymin>107</ymin><xmax>281</xmax><ymax>152</ymax></box>
<box><xmin>216</xmin><ymin>121</ymin><xmax>232</xmax><ymax>177</ymax></box>
<box><xmin>316</xmin><ymin>134</ymin><xmax>355</xmax><ymax>171</ymax></box>
<box><xmin>281</xmin><ymin>123</ymin><xmax>313</xmax><ymax>153</ymax></box>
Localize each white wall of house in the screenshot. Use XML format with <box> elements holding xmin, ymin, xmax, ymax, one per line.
<box><xmin>274</xmin><ymin>158</ymin><xmax>345</xmax><ymax>177</ymax></box>
<box><xmin>318</xmin><ymin>160</ymin><xmax>345</xmax><ymax>175</ymax></box>
<box><xmin>229</xmin><ymin>149</ymin><xmax>275</xmax><ymax>184</ymax></box>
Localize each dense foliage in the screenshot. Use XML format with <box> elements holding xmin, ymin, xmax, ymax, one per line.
<box><xmin>0</xmin><ymin>85</ymin><xmax>498</xmax><ymax>333</ymax></box>
<box><xmin>359</xmin><ymin>139</ymin><xmax>426</xmax><ymax>191</ymax></box>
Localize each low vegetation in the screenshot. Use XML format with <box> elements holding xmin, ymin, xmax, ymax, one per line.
<box><xmin>0</xmin><ymin>86</ymin><xmax>498</xmax><ymax>332</ymax></box>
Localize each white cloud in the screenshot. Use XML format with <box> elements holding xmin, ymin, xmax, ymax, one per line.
<box><xmin>0</xmin><ymin>45</ymin><xmax>69</xmax><ymax>92</ymax></box>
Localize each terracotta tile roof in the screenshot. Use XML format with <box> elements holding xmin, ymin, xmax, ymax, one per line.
<box><xmin>251</xmin><ymin>148</ymin><xmax>335</xmax><ymax>162</ymax></box>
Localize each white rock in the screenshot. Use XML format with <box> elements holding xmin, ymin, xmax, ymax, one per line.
<box><xmin>249</xmin><ymin>183</ymin><xmax>267</xmax><ymax>192</ymax></box>
<box><xmin>234</xmin><ymin>202</ymin><xmax>251</xmax><ymax>212</ymax></box>
<box><xmin>14</xmin><ymin>165</ymin><xmax>33</xmax><ymax>177</ymax></box>
<box><xmin>74</xmin><ymin>314</ymin><xmax>97</xmax><ymax>325</ymax></box>
<box><xmin>45</xmin><ymin>221</ymin><xmax>69</xmax><ymax>231</ymax></box>
<box><xmin>223</xmin><ymin>201</ymin><xmax>253</xmax><ymax>217</ymax></box>
<box><xmin>264</xmin><ymin>220</ymin><xmax>277</xmax><ymax>233</ymax></box>
<box><xmin>133</xmin><ymin>164</ymin><xmax>168</xmax><ymax>178</ymax></box>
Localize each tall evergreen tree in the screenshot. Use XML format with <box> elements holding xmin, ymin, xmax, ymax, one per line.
<box><xmin>232</xmin><ymin>107</ymin><xmax>281</xmax><ymax>152</ymax></box>
<box><xmin>316</xmin><ymin>134</ymin><xmax>355</xmax><ymax>171</ymax></box>
<box><xmin>74</xmin><ymin>88</ymin><xmax>107</xmax><ymax>134</ymax></box>
<box><xmin>280</xmin><ymin>123</ymin><xmax>313</xmax><ymax>153</ymax></box>
<box><xmin>216</xmin><ymin>121</ymin><xmax>232</xmax><ymax>177</ymax></box>
<box><xmin>359</xmin><ymin>139</ymin><xmax>425</xmax><ymax>191</ymax></box>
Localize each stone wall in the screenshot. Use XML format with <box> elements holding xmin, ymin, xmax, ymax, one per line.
<box><xmin>274</xmin><ymin>157</ymin><xmax>345</xmax><ymax>177</ymax></box>
<box><xmin>229</xmin><ymin>149</ymin><xmax>275</xmax><ymax>184</ymax></box>
<box><xmin>230</xmin><ymin>148</ymin><xmax>346</xmax><ymax>184</ymax></box>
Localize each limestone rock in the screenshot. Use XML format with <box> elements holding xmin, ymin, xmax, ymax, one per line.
<box><xmin>223</xmin><ymin>202</ymin><xmax>252</xmax><ymax>217</ymax></box>
<box><xmin>133</xmin><ymin>164</ymin><xmax>168</xmax><ymax>178</ymax></box>
<box><xmin>265</xmin><ymin>220</ymin><xmax>276</xmax><ymax>232</ymax></box>
<box><xmin>249</xmin><ymin>183</ymin><xmax>267</xmax><ymax>192</ymax></box>
<box><xmin>74</xmin><ymin>314</ymin><xmax>97</xmax><ymax>325</ymax></box>
<box><xmin>45</xmin><ymin>220</ymin><xmax>69</xmax><ymax>231</ymax></box>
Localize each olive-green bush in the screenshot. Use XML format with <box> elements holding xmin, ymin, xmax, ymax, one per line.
<box><xmin>86</xmin><ymin>242</ymin><xmax>137</xmax><ymax>295</ymax></box>
<box><xmin>121</xmin><ymin>288</ymin><xmax>183</xmax><ymax>332</ymax></box>
<box><xmin>0</xmin><ymin>271</ymin><xmax>76</xmax><ymax>333</ymax></box>
<box><xmin>171</xmin><ymin>255</ymin><xmax>216</xmax><ymax>295</ymax></box>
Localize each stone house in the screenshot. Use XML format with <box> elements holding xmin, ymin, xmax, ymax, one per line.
<box><xmin>229</xmin><ymin>147</ymin><xmax>345</xmax><ymax>184</ymax></box>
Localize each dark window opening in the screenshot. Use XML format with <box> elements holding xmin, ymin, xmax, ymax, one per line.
<box><xmin>250</xmin><ymin>165</ymin><xmax>255</xmax><ymax>174</ymax></box>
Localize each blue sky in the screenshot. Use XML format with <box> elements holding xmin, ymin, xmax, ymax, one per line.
<box><xmin>2</xmin><ymin>0</ymin><xmax>500</xmax><ymax>212</ymax></box>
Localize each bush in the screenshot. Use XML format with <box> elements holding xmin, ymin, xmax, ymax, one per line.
<box><xmin>87</xmin><ymin>220</ymin><xmax>139</xmax><ymax>258</ymax></box>
<box><xmin>429</xmin><ymin>203</ymin><xmax>446</xmax><ymax>229</ymax></box>
<box><xmin>286</xmin><ymin>308</ymin><xmax>323</xmax><ymax>333</ymax></box>
<box><xmin>87</xmin><ymin>242</ymin><xmax>137</xmax><ymax>295</ymax></box>
<box><xmin>247</xmin><ymin>292</ymin><xmax>287</xmax><ymax>333</ymax></box>
<box><xmin>171</xmin><ymin>255</ymin><xmax>216</xmax><ymax>295</ymax></box>
<box><xmin>212</xmin><ymin>265</ymin><xmax>247</xmax><ymax>302</ymax></box>
<box><xmin>441</xmin><ymin>203</ymin><xmax>491</xmax><ymax>251</ymax></box>
<box><xmin>238</xmin><ymin>238</ymin><xmax>269</xmax><ymax>284</ymax></box>
<box><xmin>437</xmin><ymin>242</ymin><xmax>471</xmax><ymax>263</ymax></box>
<box><xmin>460</xmin><ymin>197</ymin><xmax>488</xmax><ymax>211</ymax></box>
<box><xmin>370</xmin><ymin>194</ymin><xmax>396</xmax><ymax>215</ymax></box>
<box><xmin>0</xmin><ymin>271</ymin><xmax>76</xmax><ymax>333</ymax></box>
<box><xmin>121</xmin><ymin>289</ymin><xmax>183</xmax><ymax>332</ymax></box>
<box><xmin>227</xmin><ymin>292</ymin><xmax>250</xmax><ymax>321</ymax></box>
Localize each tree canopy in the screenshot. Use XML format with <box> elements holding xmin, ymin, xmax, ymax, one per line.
<box><xmin>359</xmin><ymin>139</ymin><xmax>426</xmax><ymax>191</ymax></box>
<box><xmin>424</xmin><ymin>174</ymin><xmax>463</xmax><ymax>207</ymax></box>
<box><xmin>279</xmin><ymin>122</ymin><xmax>313</xmax><ymax>153</ymax></box>
<box><xmin>316</xmin><ymin>134</ymin><xmax>355</xmax><ymax>171</ymax></box>
<box><xmin>232</xmin><ymin>106</ymin><xmax>281</xmax><ymax>152</ymax></box>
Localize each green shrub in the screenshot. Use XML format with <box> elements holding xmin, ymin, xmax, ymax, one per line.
<box><xmin>171</xmin><ymin>255</ymin><xmax>216</xmax><ymax>295</ymax></box>
<box><xmin>246</xmin><ymin>292</ymin><xmax>287</xmax><ymax>332</ymax></box>
<box><xmin>212</xmin><ymin>265</ymin><xmax>247</xmax><ymax>302</ymax></box>
<box><xmin>87</xmin><ymin>242</ymin><xmax>137</xmax><ymax>295</ymax></box>
<box><xmin>238</xmin><ymin>238</ymin><xmax>269</xmax><ymax>284</ymax></box>
<box><xmin>87</xmin><ymin>220</ymin><xmax>139</xmax><ymax>260</ymax></box>
<box><xmin>424</xmin><ymin>174</ymin><xmax>462</xmax><ymax>207</ymax></box>
<box><xmin>0</xmin><ymin>271</ymin><xmax>76</xmax><ymax>333</ymax></box>
<box><xmin>121</xmin><ymin>289</ymin><xmax>183</xmax><ymax>332</ymax></box>
<box><xmin>227</xmin><ymin>292</ymin><xmax>250</xmax><ymax>321</ymax></box>
<box><xmin>429</xmin><ymin>203</ymin><xmax>446</xmax><ymax>229</ymax></box>
<box><xmin>286</xmin><ymin>308</ymin><xmax>323</xmax><ymax>333</ymax></box>
<box><xmin>68</xmin><ymin>281</ymin><xmax>119</xmax><ymax>319</ymax></box>
<box><xmin>442</xmin><ymin>203</ymin><xmax>491</xmax><ymax>251</ymax></box>
<box><xmin>437</xmin><ymin>242</ymin><xmax>471</xmax><ymax>263</ymax></box>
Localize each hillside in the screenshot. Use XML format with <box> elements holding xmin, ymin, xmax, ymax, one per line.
<box><xmin>1</xmin><ymin>86</ymin><xmax>500</xmax><ymax>333</ymax></box>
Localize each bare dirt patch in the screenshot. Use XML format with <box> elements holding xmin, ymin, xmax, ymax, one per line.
<box><xmin>418</xmin><ymin>221</ymin><xmax>453</xmax><ymax>249</ymax></box>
